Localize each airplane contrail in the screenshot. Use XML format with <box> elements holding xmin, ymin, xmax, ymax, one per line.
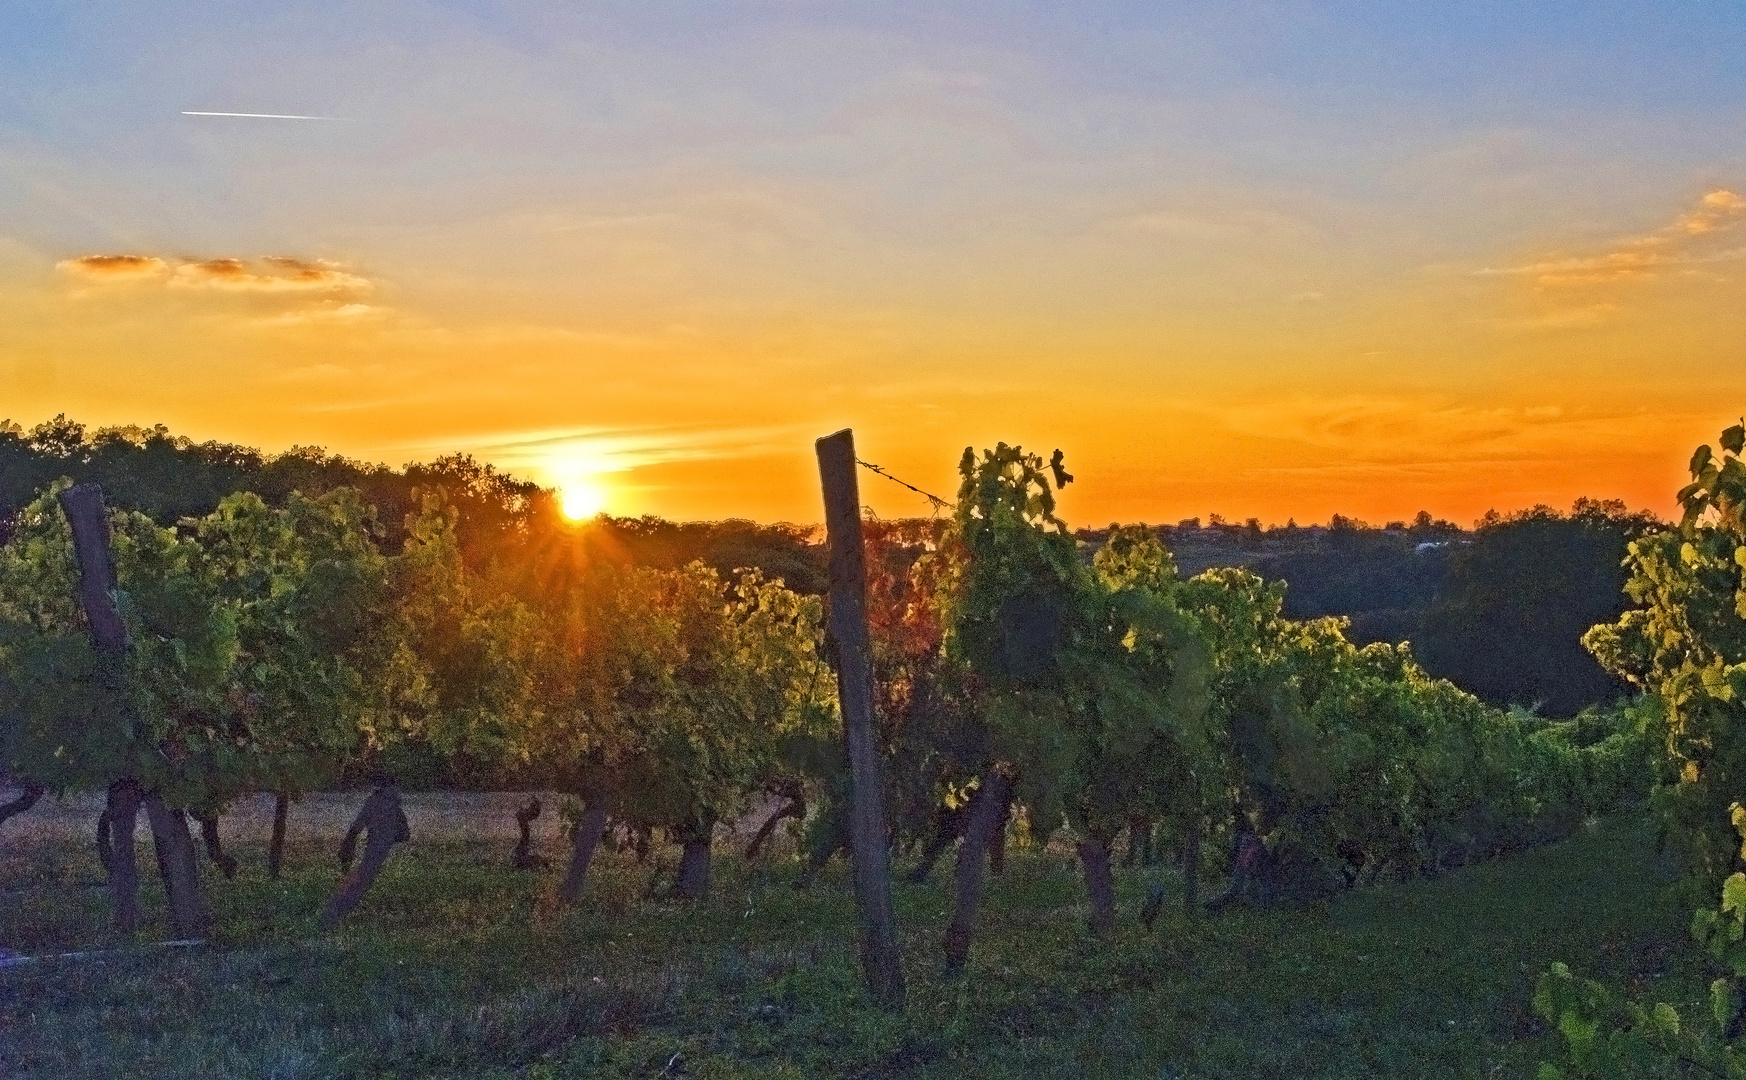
<box><xmin>181</xmin><ymin>111</ymin><xmax>345</xmax><ymax>120</ymax></box>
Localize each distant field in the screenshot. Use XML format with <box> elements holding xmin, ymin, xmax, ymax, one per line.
<box><xmin>0</xmin><ymin>792</ymin><xmax>1708</xmax><ymax>1079</ymax></box>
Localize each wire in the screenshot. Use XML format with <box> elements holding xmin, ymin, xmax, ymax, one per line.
<box><xmin>855</xmin><ymin>459</ymin><xmax>950</xmax><ymax>516</ymax></box>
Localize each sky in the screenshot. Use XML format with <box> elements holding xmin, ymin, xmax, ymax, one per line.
<box><xmin>2</xmin><ymin>2</ymin><xmax>1743</xmax><ymax>526</ymax></box>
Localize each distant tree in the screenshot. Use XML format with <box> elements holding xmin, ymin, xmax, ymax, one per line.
<box><xmin>1416</xmin><ymin>499</ymin><xmax>1661</xmax><ymax>715</ymax></box>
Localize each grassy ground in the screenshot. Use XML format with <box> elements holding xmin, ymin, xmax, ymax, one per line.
<box><xmin>0</xmin><ymin>791</ymin><xmax>1712</xmax><ymax>1079</ymax></box>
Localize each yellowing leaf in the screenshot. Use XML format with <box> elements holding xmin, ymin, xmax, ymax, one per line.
<box><xmin>1722</xmin><ymin>873</ymin><xmax>1746</xmax><ymax>915</ymax></box>
<box><xmin>1651</xmin><ymin>1001</ymin><xmax>1680</xmax><ymax>1036</ymax></box>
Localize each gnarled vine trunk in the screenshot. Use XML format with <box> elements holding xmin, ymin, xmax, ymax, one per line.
<box><xmin>1141</xmin><ymin>820</ymin><xmax>1200</xmax><ymax>928</ymax></box>
<box><xmin>989</xmin><ymin>814</ymin><xmax>1008</xmax><ymax>876</ymax></box>
<box><xmin>267</xmin><ymin>792</ymin><xmax>290</xmax><ymax>879</ymax></box>
<box><xmin>0</xmin><ymin>780</ymin><xmax>44</xmax><ymax>832</ymax></box>
<box><xmin>556</xmin><ymin>794</ymin><xmax>609</xmax><ymax>906</ymax></box>
<box><xmin>1181</xmin><ymin>822</ymin><xmax>1201</xmax><ymax>912</ymax></box>
<box><xmin>320</xmin><ymin>783</ymin><xmax>410</xmax><ymax>930</ymax></box>
<box><xmin>907</xmin><ymin>805</ymin><xmax>964</xmax><ymax>885</ymax></box>
<box><xmin>512</xmin><ymin>798</ymin><xmax>548</xmax><ymax>869</ymax></box>
<box><xmin>1077</xmin><ymin>827</ymin><xmax>1116</xmax><ymax>937</ymax></box>
<box><xmin>744</xmin><ymin>796</ymin><xmax>803</xmax><ymax>863</ymax></box>
<box><xmin>943</xmin><ymin>767</ymin><xmax>1013</xmax><ymax>975</ymax></box>
<box><xmin>102</xmin><ymin>778</ymin><xmax>142</xmax><ymax>933</ymax></box>
<box><xmin>143</xmin><ymin>794</ymin><xmax>212</xmax><ymax>938</ymax></box>
<box><xmin>675</xmin><ymin>816</ymin><xmax>715</xmax><ymax>900</ymax></box>
<box><xmin>199</xmin><ymin>813</ymin><xmax>238</xmax><ymax>879</ymax></box>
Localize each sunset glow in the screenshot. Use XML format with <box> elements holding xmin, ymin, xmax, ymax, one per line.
<box><xmin>560</xmin><ymin>481</ymin><xmax>605</xmax><ymax>522</ymax></box>
<box><xmin>4</xmin><ymin>6</ymin><xmax>1742</xmax><ymax>526</ymax></box>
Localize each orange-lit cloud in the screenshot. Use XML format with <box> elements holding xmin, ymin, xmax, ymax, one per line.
<box><xmin>1482</xmin><ymin>188</ymin><xmax>1746</xmax><ymax>287</ymax></box>
<box><xmin>252</xmin><ymin>303</ymin><xmax>387</xmax><ymax>328</ymax></box>
<box><xmin>57</xmin><ymin>254</ymin><xmax>373</xmax><ymax>294</ymax></box>
<box><xmin>54</xmin><ymin>254</ymin><xmax>171</xmax><ymax>281</ymax></box>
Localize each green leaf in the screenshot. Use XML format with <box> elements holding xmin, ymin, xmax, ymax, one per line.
<box><xmin>1694</xmin><ymin>444</ymin><xmax>1715</xmax><ymax>476</ymax></box>
<box><xmin>1713</xmin><ymin>978</ymin><xmax>1737</xmax><ymax>1031</ymax></box>
<box><xmin>1560</xmin><ymin>1010</ymin><xmax>1599</xmax><ymax>1059</ymax></box>
<box><xmin>1697</xmin><ymin>907</ymin><xmax>1720</xmax><ymax>941</ymax></box>
<box><xmin>1723</xmin><ymin>873</ymin><xmax>1746</xmax><ymax>916</ymax></box>
<box><xmin>1651</xmin><ymin>1001</ymin><xmax>1680</xmax><ymax>1037</ymax></box>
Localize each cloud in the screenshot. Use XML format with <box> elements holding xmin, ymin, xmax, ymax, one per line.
<box><xmin>252</xmin><ymin>302</ymin><xmax>386</xmax><ymax>327</ymax></box>
<box><xmin>1219</xmin><ymin>395</ymin><xmax>1691</xmax><ymax>472</ymax></box>
<box><xmin>403</xmin><ymin>422</ymin><xmax>805</xmax><ymax>481</ymax></box>
<box><xmin>1677</xmin><ymin>189</ymin><xmax>1746</xmax><ymax>235</ymax></box>
<box><xmin>1493</xmin><ymin>302</ymin><xmax>1620</xmax><ymax>330</ymax></box>
<box><xmin>56</xmin><ymin>254</ymin><xmax>171</xmax><ymax>281</ymax></box>
<box><xmin>57</xmin><ymin>253</ymin><xmax>373</xmax><ymax>293</ymax></box>
<box><xmin>1480</xmin><ymin>188</ymin><xmax>1746</xmax><ymax>286</ymax></box>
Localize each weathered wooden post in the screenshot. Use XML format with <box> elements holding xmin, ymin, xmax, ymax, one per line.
<box><xmin>59</xmin><ymin>482</ymin><xmax>211</xmax><ymax>938</ymax></box>
<box><xmin>815</xmin><ymin>429</ymin><xmax>905</xmax><ymax>1009</ymax></box>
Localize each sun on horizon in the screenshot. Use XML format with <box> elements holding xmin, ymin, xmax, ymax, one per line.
<box><xmin>559</xmin><ymin>480</ymin><xmax>606</xmax><ymax>521</ymax></box>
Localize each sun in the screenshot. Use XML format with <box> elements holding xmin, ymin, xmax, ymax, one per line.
<box><xmin>560</xmin><ymin>481</ymin><xmax>605</xmax><ymax>520</ymax></box>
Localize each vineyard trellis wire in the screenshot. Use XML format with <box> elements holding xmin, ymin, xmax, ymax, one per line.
<box><xmin>854</xmin><ymin>458</ymin><xmax>950</xmax><ymax>516</ymax></box>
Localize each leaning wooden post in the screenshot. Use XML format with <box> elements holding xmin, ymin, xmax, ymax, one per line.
<box><xmin>59</xmin><ymin>482</ymin><xmax>212</xmax><ymax>938</ymax></box>
<box><xmin>816</xmin><ymin>429</ymin><xmax>905</xmax><ymax>1010</ymax></box>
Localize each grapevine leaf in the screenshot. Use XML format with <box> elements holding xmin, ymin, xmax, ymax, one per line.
<box><xmin>1724</xmin><ymin>873</ymin><xmax>1746</xmax><ymax>916</ymax></box>
<box><xmin>1724</xmin><ymin>424</ymin><xmax>1745</xmax><ymax>456</ymax></box>
<box><xmin>1714</xmin><ymin>978</ymin><xmax>1738</xmax><ymax>1031</ymax></box>
<box><xmin>1694</xmin><ymin>445</ymin><xmax>1714</xmax><ymax>477</ymax></box>
<box><xmin>1650</xmin><ymin>1001</ymin><xmax>1680</xmax><ymax>1037</ymax></box>
<box><xmin>1559</xmin><ymin>1010</ymin><xmax>1598</xmax><ymax>1061</ymax></box>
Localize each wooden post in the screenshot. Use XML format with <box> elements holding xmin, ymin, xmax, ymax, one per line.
<box><xmin>59</xmin><ymin>482</ymin><xmax>211</xmax><ymax>938</ymax></box>
<box><xmin>816</xmin><ymin>429</ymin><xmax>905</xmax><ymax>1009</ymax></box>
<box><xmin>58</xmin><ymin>484</ymin><xmax>128</xmax><ymax>652</ymax></box>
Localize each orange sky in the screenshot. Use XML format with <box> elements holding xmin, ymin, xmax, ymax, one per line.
<box><xmin>3</xmin><ymin>7</ymin><xmax>1742</xmax><ymax>528</ymax></box>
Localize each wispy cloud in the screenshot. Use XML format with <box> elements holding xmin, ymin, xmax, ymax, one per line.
<box><xmin>252</xmin><ymin>302</ymin><xmax>385</xmax><ymax>327</ymax></box>
<box><xmin>1479</xmin><ymin>188</ymin><xmax>1746</xmax><ymax>286</ymax></box>
<box><xmin>401</xmin><ymin>422</ymin><xmax>805</xmax><ymax>480</ymax></box>
<box><xmin>1220</xmin><ymin>395</ymin><xmax>1687</xmax><ymax>470</ymax></box>
<box><xmin>57</xmin><ymin>254</ymin><xmax>373</xmax><ymax>293</ymax></box>
<box><xmin>54</xmin><ymin>253</ymin><xmax>170</xmax><ymax>281</ymax></box>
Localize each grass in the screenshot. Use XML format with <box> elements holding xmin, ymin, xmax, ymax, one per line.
<box><xmin>0</xmin><ymin>791</ymin><xmax>1714</xmax><ymax>1078</ymax></box>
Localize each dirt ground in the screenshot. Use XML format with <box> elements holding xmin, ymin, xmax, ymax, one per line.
<box><xmin>0</xmin><ymin>785</ymin><xmax>790</xmax><ymax>878</ymax></box>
